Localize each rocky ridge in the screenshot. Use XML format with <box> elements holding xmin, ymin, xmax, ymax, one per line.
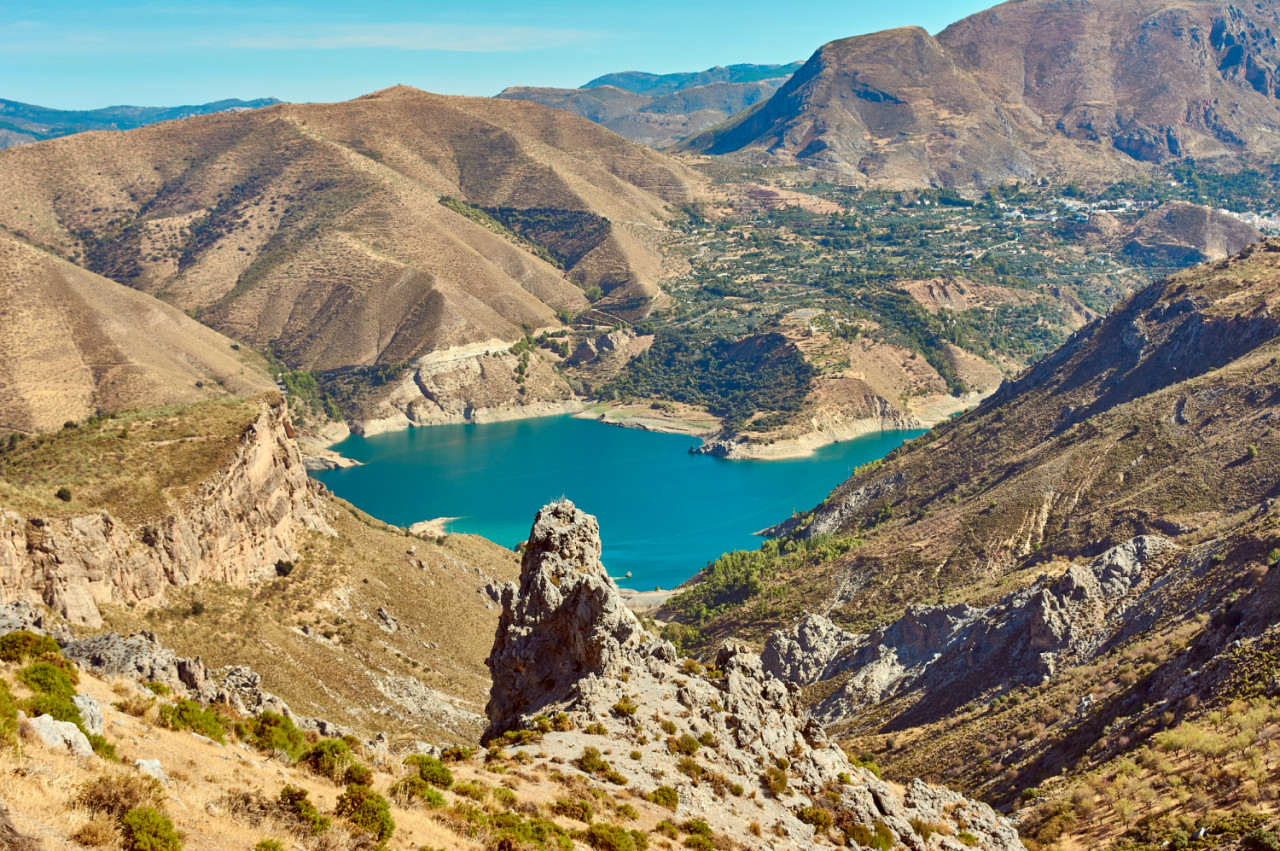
<box><xmin>484</xmin><ymin>500</ymin><xmax>1021</xmax><ymax>849</ymax></box>
<box><xmin>0</xmin><ymin>397</ymin><xmax>331</xmax><ymax>627</ymax></box>
<box><xmin>763</xmin><ymin>536</ymin><xmax>1179</xmax><ymax>727</ymax></box>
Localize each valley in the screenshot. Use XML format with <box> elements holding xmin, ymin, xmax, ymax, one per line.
<box><xmin>6</xmin><ymin>0</ymin><xmax>1280</xmax><ymax>849</ymax></box>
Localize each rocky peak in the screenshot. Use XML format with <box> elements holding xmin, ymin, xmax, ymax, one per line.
<box><xmin>485</xmin><ymin>500</ymin><xmax>645</xmax><ymax>738</ymax></box>
<box><xmin>483</xmin><ymin>502</ymin><xmax>1021</xmax><ymax>849</ymax></box>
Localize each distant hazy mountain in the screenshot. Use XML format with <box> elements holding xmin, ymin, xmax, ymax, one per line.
<box><xmin>498</xmin><ymin>63</ymin><xmax>801</xmax><ymax>147</ymax></box>
<box><xmin>0</xmin><ymin>97</ymin><xmax>281</xmax><ymax>149</ymax></box>
<box><xmin>680</xmin><ymin>0</ymin><xmax>1280</xmax><ymax>186</ymax></box>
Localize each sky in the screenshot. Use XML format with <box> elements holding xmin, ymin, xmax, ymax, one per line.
<box><xmin>1</xmin><ymin>1</ymin><xmax>996</xmax><ymax>110</ymax></box>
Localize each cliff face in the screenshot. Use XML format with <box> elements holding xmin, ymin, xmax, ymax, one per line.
<box><xmin>0</xmin><ymin>398</ymin><xmax>331</xmax><ymax>627</ymax></box>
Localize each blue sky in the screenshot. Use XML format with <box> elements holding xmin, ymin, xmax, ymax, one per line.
<box><xmin>2</xmin><ymin>1</ymin><xmax>996</xmax><ymax>109</ymax></box>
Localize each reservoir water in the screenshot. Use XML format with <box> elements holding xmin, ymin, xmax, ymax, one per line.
<box><xmin>312</xmin><ymin>416</ymin><xmax>924</xmax><ymax>591</ymax></box>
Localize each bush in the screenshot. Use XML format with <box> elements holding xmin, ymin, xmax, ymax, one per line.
<box><xmin>56</xmin><ymin>487</ymin><xmax>72</xmax><ymax>502</ymax></box>
<box><xmin>343</xmin><ymin>761</ymin><xmax>372</xmax><ymax>786</ymax></box>
<box><xmin>669</xmin><ymin>734</ymin><xmax>700</xmax><ymax>756</ymax></box>
<box><xmin>76</xmin><ymin>775</ymin><xmax>164</xmax><ymax>819</ymax></box>
<box><xmin>120</xmin><ymin>807</ymin><xmax>181</xmax><ymax>851</ymax></box>
<box><xmin>22</xmin><ymin>692</ymin><xmax>84</xmax><ymax>728</ymax></box>
<box><xmin>254</xmin><ymin>842</ymin><xmax>284</xmax><ymax>851</ymax></box>
<box><xmin>763</xmin><ymin>766</ymin><xmax>788</xmax><ymax>797</ymax></box>
<box><xmin>277</xmin><ymin>786</ymin><xmax>330</xmax><ymax>834</ymax></box>
<box><xmin>440</xmin><ymin>745</ymin><xmax>474</xmax><ymax>762</ymax></box>
<box><xmin>586</xmin><ymin>823</ymin><xmax>640</xmax><ymax>851</ymax></box>
<box><xmin>404</xmin><ymin>754</ymin><xmax>453</xmax><ymax>788</ymax></box>
<box><xmin>584</xmin><ymin>722</ymin><xmax>607</xmax><ymax>735</ymax></box>
<box><xmin>301</xmin><ymin>738</ymin><xmax>352</xmax><ymax>782</ymax></box>
<box><xmin>908</xmin><ymin>817</ymin><xmax>935</xmax><ymax>840</ymax></box>
<box><xmin>1245</xmin><ymin>830</ymin><xmax>1280</xmax><ymax>851</ymax></box>
<box><xmin>244</xmin><ymin>712</ymin><xmax>307</xmax><ymax>761</ymax></box>
<box><xmin>17</xmin><ymin>661</ymin><xmax>76</xmax><ymax>698</ymax></box>
<box><xmin>144</xmin><ymin>682</ymin><xmax>171</xmax><ymax>697</ymax></box>
<box><xmin>798</xmin><ymin>807</ymin><xmax>833</xmax><ymax>831</ymax></box>
<box><xmin>157</xmin><ymin>700</ymin><xmax>226</xmax><ymax>743</ymax></box>
<box><xmin>334</xmin><ymin>784</ymin><xmax>394</xmax><ymax>843</ymax></box>
<box><xmin>0</xmin><ymin>631</ymin><xmax>60</xmax><ymax>663</ymax></box>
<box><xmin>646</xmin><ymin>786</ymin><xmax>678</xmax><ymax>811</ymax></box>
<box><xmin>612</xmin><ymin>697</ymin><xmax>638</xmax><ymax>717</ymax></box>
<box><xmin>0</xmin><ymin>680</ymin><xmax>18</xmax><ymax>746</ymax></box>
<box><xmin>550</xmin><ymin>798</ymin><xmax>593</xmax><ymax>823</ymax></box>
<box><xmin>579</xmin><ymin>746</ymin><xmax>609</xmax><ymax>774</ymax></box>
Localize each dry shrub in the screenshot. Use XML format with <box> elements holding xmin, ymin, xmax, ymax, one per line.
<box><xmin>75</xmin><ymin>774</ymin><xmax>164</xmax><ymax>820</ymax></box>
<box><xmin>70</xmin><ymin>814</ymin><xmax>118</xmax><ymax>847</ymax></box>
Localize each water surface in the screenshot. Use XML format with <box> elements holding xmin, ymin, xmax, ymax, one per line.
<box><xmin>313</xmin><ymin>416</ymin><xmax>923</xmax><ymax>591</ymax></box>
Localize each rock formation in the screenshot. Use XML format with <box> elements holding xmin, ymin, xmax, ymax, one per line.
<box><xmin>0</xmin><ymin>398</ymin><xmax>332</xmax><ymax>626</ymax></box>
<box><xmin>484</xmin><ymin>500</ymin><xmax>1021</xmax><ymax>849</ymax></box>
<box><xmin>764</xmin><ymin>536</ymin><xmax>1179</xmax><ymax>727</ymax></box>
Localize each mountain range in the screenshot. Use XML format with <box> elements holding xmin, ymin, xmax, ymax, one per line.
<box><xmin>681</xmin><ymin>0</ymin><xmax>1280</xmax><ymax>186</ymax></box>
<box><xmin>0</xmin><ymin>96</ymin><xmax>280</xmax><ymax>149</ymax></box>
<box><xmin>499</xmin><ymin>63</ymin><xmax>801</xmax><ymax>147</ymax></box>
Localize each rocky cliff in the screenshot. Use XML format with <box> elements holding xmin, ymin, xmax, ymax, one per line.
<box><xmin>484</xmin><ymin>500</ymin><xmax>1021</xmax><ymax>849</ymax></box>
<box><xmin>0</xmin><ymin>397</ymin><xmax>331</xmax><ymax>627</ymax></box>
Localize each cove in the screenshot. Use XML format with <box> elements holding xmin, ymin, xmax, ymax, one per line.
<box><xmin>312</xmin><ymin>416</ymin><xmax>924</xmax><ymax>592</ymax></box>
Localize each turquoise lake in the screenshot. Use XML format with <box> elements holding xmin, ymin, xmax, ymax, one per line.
<box><xmin>312</xmin><ymin>416</ymin><xmax>924</xmax><ymax>591</ymax></box>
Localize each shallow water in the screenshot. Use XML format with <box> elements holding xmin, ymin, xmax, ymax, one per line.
<box><xmin>313</xmin><ymin>416</ymin><xmax>923</xmax><ymax>591</ymax></box>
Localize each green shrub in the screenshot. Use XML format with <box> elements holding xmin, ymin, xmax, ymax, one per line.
<box><xmin>586</xmin><ymin>823</ymin><xmax>640</xmax><ymax>851</ymax></box>
<box><xmin>254</xmin><ymin>842</ymin><xmax>284</xmax><ymax>851</ymax></box>
<box><xmin>120</xmin><ymin>807</ymin><xmax>181</xmax><ymax>851</ymax></box>
<box><xmin>578</xmin><ymin>746</ymin><xmax>609</xmax><ymax>774</ymax></box>
<box><xmin>612</xmin><ymin>697</ymin><xmax>638</xmax><ymax>717</ymax></box>
<box><xmin>646</xmin><ymin>786</ymin><xmax>678</xmax><ymax>811</ymax></box>
<box><xmin>958</xmin><ymin>832</ymin><xmax>979</xmax><ymax>847</ymax></box>
<box><xmin>0</xmin><ymin>680</ymin><xmax>18</xmax><ymax>746</ymax></box>
<box><xmin>17</xmin><ymin>661</ymin><xmax>76</xmax><ymax>699</ymax></box>
<box><xmin>680</xmin><ymin>820</ymin><xmax>711</xmax><ymax>836</ymax></box>
<box><xmin>659</xmin><ymin>719</ymin><xmax>677</xmax><ymax>735</ymax></box>
<box><xmin>909</xmin><ymin>817</ymin><xmax>936</xmax><ymax>840</ymax></box>
<box><xmin>669</xmin><ymin>734</ymin><xmax>700</xmax><ymax>756</ymax></box>
<box><xmin>682</xmin><ymin>836</ymin><xmax>714</xmax><ymax>851</ymax></box>
<box><xmin>492</xmin><ymin>787</ymin><xmax>517</xmax><ymax>809</ymax></box>
<box><xmin>584</xmin><ymin>722</ymin><xmax>607</xmax><ymax>735</ymax></box>
<box><xmin>278</xmin><ymin>786</ymin><xmax>330</xmax><ymax>834</ymax></box>
<box><xmin>454</xmin><ymin>780</ymin><xmax>490</xmax><ymax>802</ymax></box>
<box><xmin>440</xmin><ymin>745</ymin><xmax>474</xmax><ymax>762</ymax></box>
<box><xmin>334</xmin><ymin>783</ymin><xmax>394</xmax><ymax>843</ymax></box>
<box><xmin>798</xmin><ymin>807</ymin><xmax>833</xmax><ymax>831</ymax></box>
<box><xmin>144</xmin><ymin>682</ymin><xmax>171</xmax><ymax>697</ymax></box>
<box><xmin>301</xmin><ymin>738</ymin><xmax>352</xmax><ymax>781</ymax></box>
<box><xmin>549</xmin><ymin>798</ymin><xmax>592</xmax><ymax>823</ymax></box>
<box><xmin>56</xmin><ymin>487</ymin><xmax>72</xmax><ymax>503</ymax></box>
<box><xmin>1245</xmin><ymin>830</ymin><xmax>1280</xmax><ymax>851</ymax></box>
<box><xmin>157</xmin><ymin>700</ymin><xmax>226</xmax><ymax>743</ymax></box>
<box><xmin>343</xmin><ymin>761</ymin><xmax>372</xmax><ymax>786</ymax></box>
<box><xmin>0</xmin><ymin>631</ymin><xmax>60</xmax><ymax>663</ymax></box>
<box><xmin>245</xmin><ymin>712</ymin><xmax>307</xmax><ymax>761</ymax></box>
<box><xmin>404</xmin><ymin>754</ymin><xmax>453</xmax><ymax>788</ymax></box>
<box><xmin>763</xmin><ymin>766</ymin><xmax>788</xmax><ymax>797</ymax></box>
<box><xmin>22</xmin><ymin>692</ymin><xmax>83</xmax><ymax>728</ymax></box>
<box><xmin>88</xmin><ymin>734</ymin><xmax>118</xmax><ymax>761</ymax></box>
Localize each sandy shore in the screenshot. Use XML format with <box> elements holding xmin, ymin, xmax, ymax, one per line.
<box><xmin>574</xmin><ymin>402</ymin><xmax>721</xmax><ymax>438</ymax></box>
<box><xmin>618</xmin><ymin>587</ymin><xmax>679</xmax><ymax>611</ymax></box>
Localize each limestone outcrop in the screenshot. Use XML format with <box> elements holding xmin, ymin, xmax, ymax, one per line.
<box><xmin>764</xmin><ymin>536</ymin><xmax>1179</xmax><ymax>726</ymax></box>
<box><xmin>0</xmin><ymin>399</ymin><xmax>332</xmax><ymax>626</ymax></box>
<box><xmin>484</xmin><ymin>501</ymin><xmax>1021</xmax><ymax>849</ymax></box>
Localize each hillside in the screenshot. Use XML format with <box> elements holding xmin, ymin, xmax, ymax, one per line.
<box><xmin>0</xmin><ymin>230</ymin><xmax>274</xmax><ymax>435</ymax></box>
<box><xmin>0</xmin><ymin>96</ymin><xmax>279</xmax><ymax>149</ymax></box>
<box><xmin>498</xmin><ymin>63</ymin><xmax>800</xmax><ymax>147</ymax></box>
<box><xmin>658</xmin><ymin>240</ymin><xmax>1280</xmax><ymax>847</ymax></box>
<box><xmin>0</xmin><ymin>86</ymin><xmax>697</xmax><ymax>372</ymax></box>
<box><xmin>680</xmin><ymin>0</ymin><xmax>1280</xmax><ymax>187</ymax></box>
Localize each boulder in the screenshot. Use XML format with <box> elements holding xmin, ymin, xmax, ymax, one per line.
<box><xmin>72</xmin><ymin>694</ymin><xmax>104</xmax><ymax>737</ymax></box>
<box><xmin>134</xmin><ymin>758</ymin><xmax>170</xmax><ymax>786</ymax></box>
<box><xmin>23</xmin><ymin>713</ymin><xmax>93</xmax><ymax>758</ymax></box>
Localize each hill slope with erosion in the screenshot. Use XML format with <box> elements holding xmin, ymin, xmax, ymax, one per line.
<box><xmin>660</xmin><ymin>240</ymin><xmax>1280</xmax><ymax>847</ymax></box>
<box><xmin>0</xmin><ymin>86</ymin><xmax>697</xmax><ymax>372</ymax></box>
<box><xmin>681</xmin><ymin>0</ymin><xmax>1280</xmax><ymax>187</ymax></box>
<box><xmin>0</xmin><ymin>230</ymin><xmax>275</xmax><ymax>435</ymax></box>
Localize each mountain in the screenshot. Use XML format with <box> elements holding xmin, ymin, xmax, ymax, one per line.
<box><xmin>583</xmin><ymin>63</ymin><xmax>805</xmax><ymax>96</ymax></box>
<box><xmin>680</xmin><ymin>0</ymin><xmax>1280</xmax><ymax>187</ymax></box>
<box><xmin>0</xmin><ymin>96</ymin><xmax>280</xmax><ymax>149</ymax></box>
<box><xmin>0</xmin><ymin>231</ymin><xmax>274</xmax><ymax>434</ymax></box>
<box><xmin>661</xmin><ymin>240</ymin><xmax>1280</xmax><ymax>847</ymax></box>
<box><xmin>0</xmin><ymin>86</ymin><xmax>697</xmax><ymax>372</ymax></box>
<box><xmin>498</xmin><ymin>63</ymin><xmax>801</xmax><ymax>147</ymax></box>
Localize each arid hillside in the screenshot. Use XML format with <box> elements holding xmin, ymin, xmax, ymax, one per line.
<box><xmin>0</xmin><ymin>231</ymin><xmax>274</xmax><ymax>435</ymax></box>
<box><xmin>0</xmin><ymin>86</ymin><xmax>699</xmax><ymax>371</ymax></box>
<box><xmin>681</xmin><ymin>0</ymin><xmax>1280</xmax><ymax>186</ymax></box>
